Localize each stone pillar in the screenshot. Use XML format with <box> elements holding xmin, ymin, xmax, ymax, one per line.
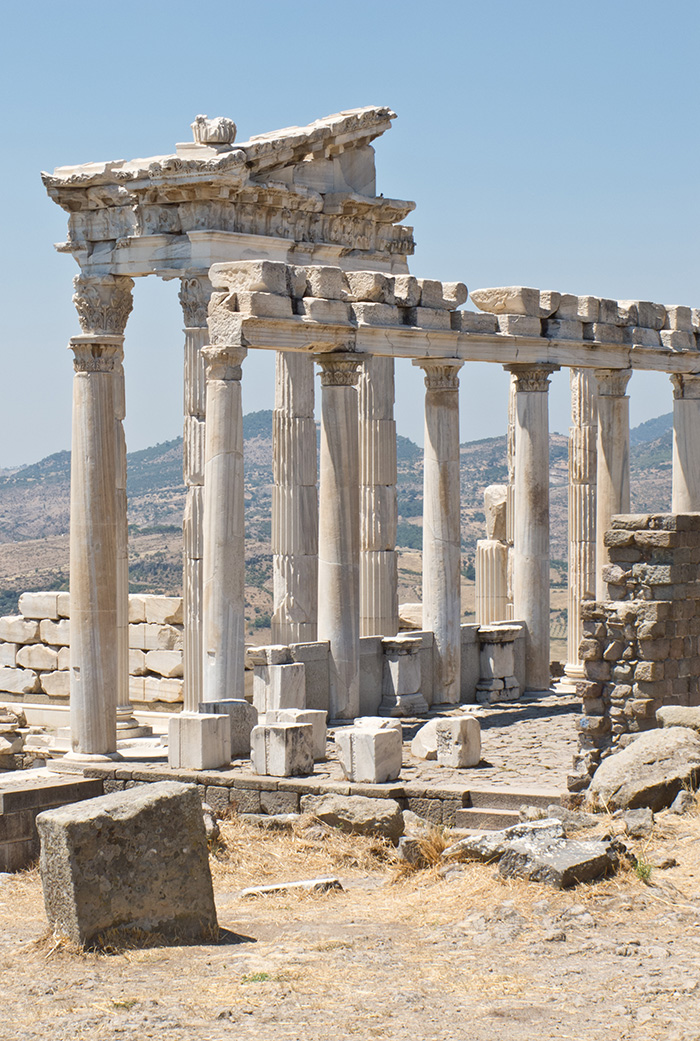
<box><xmin>671</xmin><ymin>373</ymin><xmax>700</xmax><ymax>512</ymax></box>
<box><xmin>178</xmin><ymin>276</ymin><xmax>211</xmax><ymax>713</ymax></box>
<box><xmin>505</xmin><ymin>364</ymin><xmax>558</xmax><ymax>692</ymax></box>
<box><xmin>475</xmin><ymin>485</ymin><xmax>509</xmax><ymax>624</ymax></box>
<box><xmin>505</xmin><ymin>373</ymin><xmax>517</xmax><ymax>620</ymax></box>
<box><xmin>359</xmin><ymin>355</ymin><xmax>398</xmax><ymax>637</ymax></box>
<box><xmin>595</xmin><ymin>369</ymin><xmax>632</xmax><ymax>600</ymax></box>
<box><xmin>67</xmin><ymin>274</ymin><xmax>133</xmax><ymax>760</ymax></box>
<box><xmin>413</xmin><ymin>359</ymin><xmax>464</xmax><ymax>705</ymax></box>
<box><xmin>316</xmin><ymin>354</ymin><xmax>362</xmax><ymax>720</ymax></box>
<box><xmin>566</xmin><ymin>368</ymin><xmax>597</xmax><ymax>679</ymax></box>
<box><xmin>201</xmin><ymin>345</ymin><xmax>247</xmax><ymax>704</ymax></box>
<box><xmin>272</xmin><ymin>351</ymin><xmax>318</xmax><ymax>644</ymax></box>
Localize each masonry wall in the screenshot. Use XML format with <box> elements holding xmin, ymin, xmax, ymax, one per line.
<box><xmin>570</xmin><ymin>513</ymin><xmax>700</xmax><ymax>792</ymax></box>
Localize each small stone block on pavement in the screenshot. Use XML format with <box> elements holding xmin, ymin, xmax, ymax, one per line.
<box><xmin>168</xmin><ymin>713</ymin><xmax>231</xmax><ymax>771</ymax></box>
<box><xmin>36</xmin><ymin>781</ymin><xmax>218</xmax><ymax>946</ymax></box>
<box><xmin>435</xmin><ymin>717</ymin><xmax>481</xmax><ymax>768</ymax></box>
<box><xmin>199</xmin><ymin>699</ymin><xmax>258</xmax><ymax>758</ymax></box>
<box><xmin>266</xmin><ymin>709</ymin><xmax>327</xmax><ymax>760</ymax></box>
<box><xmin>335</xmin><ymin>725</ymin><xmax>402</xmax><ymax>784</ymax></box>
<box><xmin>250</xmin><ymin>723</ymin><xmax>314</xmax><ymax>777</ymax></box>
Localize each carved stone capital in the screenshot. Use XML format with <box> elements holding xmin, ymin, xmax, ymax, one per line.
<box><xmin>179</xmin><ymin>274</ymin><xmax>212</xmax><ymax>327</ymax></box>
<box><xmin>70</xmin><ymin>336</ymin><xmax>122</xmax><ymax>374</ymax></box>
<box><xmin>317</xmin><ymin>353</ymin><xmax>362</xmax><ymax>387</ymax></box>
<box><xmin>671</xmin><ymin>373</ymin><xmax>700</xmax><ymax>400</ymax></box>
<box><xmin>72</xmin><ymin>274</ymin><xmax>134</xmax><ymax>335</ymax></box>
<box><xmin>413</xmin><ymin>358</ymin><xmax>463</xmax><ymax>390</ymax></box>
<box><xmin>505</xmin><ymin>363</ymin><xmax>559</xmax><ymax>393</ymax></box>
<box><xmin>594</xmin><ymin>368</ymin><xmax>632</xmax><ymax>397</ymax></box>
<box><xmin>202</xmin><ymin>344</ymin><xmax>247</xmax><ymax>381</ymax></box>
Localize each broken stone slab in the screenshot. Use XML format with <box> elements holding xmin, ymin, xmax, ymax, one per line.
<box><xmin>442</xmin><ymin>819</ymin><xmax>566</xmax><ymax>862</ymax></box>
<box><xmin>239</xmin><ymin>877</ymin><xmax>342</xmax><ymax>898</ymax></box>
<box><xmin>397</xmin><ymin>602</ymin><xmax>423</xmax><ymax>631</ymax></box>
<box><xmin>410</xmin><ymin>718</ymin><xmax>439</xmax><ymax>760</ymax></box>
<box><xmin>435</xmin><ymin>717</ymin><xmax>481</xmax><ymax>768</ymax></box>
<box><xmin>519</xmin><ymin>804</ymin><xmax>599</xmax><ymax>831</ymax></box>
<box><xmin>586</xmin><ymin>726</ymin><xmax>700</xmax><ymax>812</ymax></box>
<box><xmin>667</xmin><ymin>790</ymin><xmax>696</xmax><ymax>815</ymax></box>
<box><xmin>470</xmin><ymin>287</ymin><xmax>560</xmax><ymax>318</ymax></box>
<box><xmin>656</xmin><ymin>705</ymin><xmax>700</xmax><ymax>733</ymax></box>
<box><xmin>616</xmin><ymin>807</ymin><xmax>654</xmax><ymax>839</ymax></box>
<box><xmin>300</xmin><ymin>793</ymin><xmax>404</xmax><ymax>843</ymax></box>
<box><xmin>498</xmin><ymin>837</ymin><xmax>618</xmax><ymax>889</ymax></box>
<box><xmin>36</xmin><ymin>781</ymin><xmax>218</xmax><ymax>946</ymax></box>
<box><xmin>238</xmin><ymin>813</ymin><xmax>301</xmax><ymax>831</ymax></box>
<box><xmin>335</xmin><ymin>725</ymin><xmax>402</xmax><ymax>783</ymax></box>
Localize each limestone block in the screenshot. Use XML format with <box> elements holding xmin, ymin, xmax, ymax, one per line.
<box><xmin>353</xmin><ymin>716</ymin><xmax>403</xmax><ymax>732</ymax></box>
<box><xmin>451</xmin><ymin>310</ymin><xmax>498</xmax><ymax>333</ymax></box>
<box><xmin>542</xmin><ymin>318</ymin><xmax>583</xmax><ymax>340</ymax></box>
<box><xmin>471</xmin><ymin>287</ymin><xmax>541</xmax><ymax>316</ymax></box>
<box><xmin>40</xmin><ymin>670</ymin><xmax>71</xmax><ymax>698</ymax></box>
<box><xmin>209</xmin><ymin>259</ymin><xmax>288</xmax><ymax>295</ymax></box>
<box><xmin>621</xmin><ymin>300</ymin><xmax>665</xmax><ymax>330</ymax></box>
<box><xmin>40</xmin><ymin>619</ymin><xmax>70</xmax><ymax>647</ymax></box>
<box><xmin>144</xmin><ymin>597</ymin><xmax>183</xmax><ymax>626</ymax></box>
<box><xmin>129</xmin><ymin>648</ymin><xmax>146</xmax><ymax>676</ymax></box>
<box><xmin>37</xmin><ymin>781</ymin><xmax>218</xmax><ymax>945</ymax></box>
<box><xmin>410</xmin><ymin>718</ymin><xmax>439</xmax><ymax>760</ymax></box>
<box><xmin>295</xmin><ymin>297</ymin><xmax>351</xmax><ymax>323</ymax></box>
<box><xmin>555</xmin><ymin>294</ymin><xmax>600</xmax><ymax>322</ymax></box>
<box><xmin>0</xmin><ymin>667</ymin><xmax>39</xmax><ymax>695</ymax></box>
<box><xmin>144</xmin><ymin>676</ymin><xmax>184</xmax><ymax>703</ymax></box>
<box><xmin>335</xmin><ymin>725</ymin><xmax>402</xmax><ymax>783</ymax></box>
<box><xmin>57</xmin><ymin>593</ymin><xmax>71</xmax><ymax>618</ymax></box>
<box><xmin>128</xmin><ymin>595</ymin><xmax>147</xmax><ymax>623</ymax></box>
<box><xmin>199</xmin><ymin>698</ymin><xmax>258</xmax><ymax>758</ymax></box>
<box><xmin>418</xmin><ymin>279</ymin><xmax>468</xmax><ymax>310</ymax></box>
<box><xmin>18</xmin><ymin>592</ymin><xmax>60</xmax><ymax>620</ymax></box>
<box><xmin>345</xmin><ymin>271</ymin><xmax>395</xmax><ymax>304</ymax></box>
<box><xmin>16</xmin><ymin>644</ymin><xmax>59</xmax><ymax>671</ymax></box>
<box><xmin>398</xmin><ymin>602</ymin><xmax>423</xmax><ymax>631</ymax></box>
<box><xmin>660</xmin><ymin>330</ymin><xmax>695</xmax><ymax>351</ymax></box>
<box><xmin>351</xmin><ymin>302</ymin><xmax>401</xmax><ymax>326</ymax></box>
<box><xmin>299</xmin><ymin>793</ymin><xmax>404</xmax><ymax>842</ymax></box>
<box><xmin>248</xmin><ymin>644</ymin><xmax>293</xmax><ymax>666</ymax></box>
<box><xmin>304</xmin><ymin>266</ymin><xmax>348</xmax><ymax>300</ymax></box>
<box><xmin>497</xmin><ymin>314</ymin><xmax>542</xmax><ymax>336</ymax></box>
<box><xmin>129</xmin><ymin>623</ymin><xmax>183</xmax><ymax>652</ymax></box>
<box><xmin>184</xmin><ymin>415</ymin><xmax>205</xmax><ymax>485</ymax></box>
<box><xmin>267</xmin><ymin>708</ymin><xmax>327</xmax><ymax>760</ymax></box>
<box><xmin>0</xmin><ymin>616</ymin><xmax>40</xmax><ymax>645</ymax></box>
<box><xmin>665</xmin><ymin>305</ymin><xmax>694</xmax><ymax>332</ymax></box>
<box><xmin>250</xmin><ymin>722</ymin><xmax>314</xmax><ymax>777</ymax></box>
<box><xmin>583</xmin><ymin>322</ymin><xmax>625</xmax><ymax>343</ymax></box>
<box><xmin>436</xmin><ymin>717</ymin><xmax>481</xmax><ymax>768</ymax></box>
<box><xmin>253</xmin><ymin>661</ymin><xmax>306</xmax><ymax>713</ymax></box>
<box><xmin>128</xmin><ymin>676</ymin><xmax>146</xmax><ymax>702</ymax></box>
<box><xmin>235</xmin><ymin>291</ymin><xmax>293</xmax><ymax>318</ymax></box>
<box><xmin>404</xmin><ymin>306</ymin><xmax>451</xmax><ymax>330</ymax></box>
<box><xmin>393</xmin><ymin>274</ymin><xmax>420</xmax><ymax>308</ymax></box>
<box><xmin>0</xmin><ymin>643</ymin><xmax>17</xmax><ymax>667</ymax></box>
<box><xmin>145</xmin><ymin>650</ymin><xmax>184</xmax><ymax>678</ymax></box>
<box><xmin>168</xmin><ymin>713</ymin><xmax>231</xmax><ymax>770</ymax></box>
<box><xmin>624</xmin><ymin>326</ymin><xmax>660</xmax><ymax>347</ymax></box>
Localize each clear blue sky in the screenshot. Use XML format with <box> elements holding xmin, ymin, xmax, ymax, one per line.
<box><xmin>1</xmin><ymin>0</ymin><xmax>698</xmax><ymax>467</ymax></box>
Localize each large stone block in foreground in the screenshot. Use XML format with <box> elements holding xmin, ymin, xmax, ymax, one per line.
<box><xmin>36</xmin><ymin>781</ymin><xmax>218</xmax><ymax>946</ymax></box>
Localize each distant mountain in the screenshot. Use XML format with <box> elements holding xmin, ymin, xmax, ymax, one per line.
<box><xmin>630</xmin><ymin>412</ymin><xmax>672</xmax><ymax>445</ymax></box>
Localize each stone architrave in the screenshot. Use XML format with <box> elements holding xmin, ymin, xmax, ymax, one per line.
<box><xmin>505</xmin><ymin>364</ymin><xmax>558</xmax><ymax>692</ymax></box>
<box><xmin>272</xmin><ymin>351</ymin><xmax>318</xmax><ymax>644</ymax></box>
<box><xmin>594</xmin><ymin>369</ymin><xmax>632</xmax><ymax>599</ymax></box>
<box><xmin>671</xmin><ymin>374</ymin><xmax>700</xmax><ymax>512</ymax></box>
<box><xmin>67</xmin><ymin>274</ymin><xmax>133</xmax><ymax>760</ymax></box>
<box><xmin>201</xmin><ymin>344</ymin><xmax>247</xmax><ymax>703</ymax></box>
<box><xmin>179</xmin><ymin>275</ymin><xmax>211</xmax><ymax>712</ymax></box>
<box><xmin>413</xmin><ymin>359</ymin><xmax>464</xmax><ymax>705</ymax></box>
<box><xmin>316</xmin><ymin>353</ymin><xmax>362</xmax><ymax>720</ymax></box>
<box><xmin>359</xmin><ymin>355</ymin><xmax>399</xmax><ymax>638</ymax></box>
<box><xmin>566</xmin><ymin>368</ymin><xmax>597</xmax><ymax>678</ymax></box>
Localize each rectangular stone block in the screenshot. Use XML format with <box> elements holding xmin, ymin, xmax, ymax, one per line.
<box><xmin>267</xmin><ymin>709</ymin><xmax>327</xmax><ymax>760</ymax></box>
<box><xmin>40</xmin><ymin>670</ymin><xmax>71</xmax><ymax>698</ymax></box>
<box><xmin>235</xmin><ymin>291</ymin><xmax>293</xmax><ymax>318</ymax></box>
<box><xmin>554</xmin><ymin>294</ymin><xmax>599</xmax><ymax>322</ymax></box>
<box><xmin>497</xmin><ymin>314</ymin><xmax>541</xmax><ymax>336</ymax></box>
<box><xmin>0</xmin><ymin>666</ymin><xmax>39</xmax><ymax>695</ymax></box>
<box><xmin>583</xmin><ymin>322</ymin><xmax>625</xmax><ymax>343</ymax></box>
<box><xmin>129</xmin><ymin>623</ymin><xmax>183</xmax><ymax>651</ymax></box>
<box><xmin>0</xmin><ymin>643</ymin><xmax>17</xmax><ymax>667</ymax></box>
<box><xmin>40</xmin><ymin>619</ymin><xmax>70</xmax><ymax>647</ymax></box>
<box><xmin>168</xmin><ymin>714</ymin><xmax>231</xmax><ymax>770</ymax></box>
<box><xmin>345</xmin><ymin>271</ymin><xmax>395</xmax><ymax>304</ymax></box>
<box><xmin>144</xmin><ymin>676</ymin><xmax>183</xmax><ymax>703</ymax></box>
<box><xmin>253</xmin><ymin>661</ymin><xmax>306</xmax><ymax>713</ymax></box>
<box><xmin>296</xmin><ymin>297</ymin><xmax>351</xmax><ymax>323</ymax></box>
<box><xmin>303</xmin><ymin>265</ymin><xmax>348</xmax><ymax>300</ymax></box>
<box><xmin>404</xmin><ymin>306</ymin><xmax>452</xmax><ymax>330</ymax></box>
<box><xmin>144</xmin><ymin>596</ymin><xmax>183</xmax><ymax>626</ymax></box>
<box><xmin>210</xmin><ymin>259</ymin><xmax>289</xmax><ymax>295</ymax></box>
<box><xmin>350</xmin><ymin>302</ymin><xmax>401</xmax><ymax>326</ymax></box>
<box><xmin>16</xmin><ymin>644</ymin><xmax>58</xmax><ymax>671</ymax></box>
<box><xmin>335</xmin><ymin>726</ymin><xmax>402</xmax><ymax>784</ymax></box>
<box><xmin>145</xmin><ymin>650</ymin><xmax>184</xmax><ymax>678</ymax></box>
<box><xmin>392</xmin><ymin>274</ymin><xmax>420</xmax><ymax>308</ymax></box>
<box><xmin>128</xmin><ymin>595</ymin><xmax>147</xmax><ymax>623</ymax></box>
<box><xmin>199</xmin><ymin>699</ymin><xmax>258</xmax><ymax>758</ymax></box>
<box><xmin>417</xmin><ymin>279</ymin><xmax>467</xmax><ymax>310</ymax></box>
<box><xmin>129</xmin><ymin>648</ymin><xmax>146</xmax><ymax>676</ymax></box>
<box><xmin>0</xmin><ymin>616</ymin><xmax>40</xmax><ymax>645</ymax></box>
<box><xmin>57</xmin><ymin>593</ymin><xmax>71</xmax><ymax>618</ymax></box>
<box><xmin>542</xmin><ymin>318</ymin><xmax>583</xmax><ymax>340</ymax></box>
<box><xmin>18</xmin><ymin>592</ymin><xmax>60</xmax><ymax>620</ymax></box>
<box><xmin>250</xmin><ymin>723</ymin><xmax>314</xmax><ymax>777</ymax></box>
<box><xmin>36</xmin><ymin>781</ymin><xmax>218</xmax><ymax>945</ymax></box>
<box><xmin>435</xmin><ymin>717</ymin><xmax>481</xmax><ymax>768</ymax></box>
<box><xmin>660</xmin><ymin>330</ymin><xmax>695</xmax><ymax>350</ymax></box>
<box><xmin>450</xmin><ymin>310</ymin><xmax>498</xmax><ymax>333</ymax></box>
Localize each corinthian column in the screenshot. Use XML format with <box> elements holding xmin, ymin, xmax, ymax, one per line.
<box><xmin>201</xmin><ymin>345</ymin><xmax>247</xmax><ymax>703</ymax></box>
<box><xmin>505</xmin><ymin>363</ymin><xmax>558</xmax><ymax>692</ymax></box>
<box><xmin>272</xmin><ymin>351</ymin><xmax>318</xmax><ymax>644</ymax></box>
<box><xmin>179</xmin><ymin>275</ymin><xmax>211</xmax><ymax>711</ymax></box>
<box><xmin>595</xmin><ymin>369</ymin><xmax>632</xmax><ymax>599</ymax></box>
<box><xmin>566</xmin><ymin>369</ymin><xmax>597</xmax><ymax>678</ymax></box>
<box><xmin>671</xmin><ymin>373</ymin><xmax>700</xmax><ymax>512</ymax></box>
<box><xmin>359</xmin><ymin>356</ymin><xmax>398</xmax><ymax>637</ymax></box>
<box><xmin>413</xmin><ymin>358</ymin><xmax>464</xmax><ymax>705</ymax></box>
<box><xmin>316</xmin><ymin>354</ymin><xmax>362</xmax><ymax>720</ymax></box>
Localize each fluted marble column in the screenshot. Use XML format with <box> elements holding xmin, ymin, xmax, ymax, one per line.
<box><xmin>505</xmin><ymin>364</ymin><xmax>558</xmax><ymax>692</ymax></box>
<box><xmin>317</xmin><ymin>354</ymin><xmax>362</xmax><ymax>720</ymax></box>
<box><xmin>179</xmin><ymin>275</ymin><xmax>211</xmax><ymax>712</ymax></box>
<box><xmin>566</xmin><ymin>368</ymin><xmax>597</xmax><ymax>678</ymax></box>
<box><xmin>359</xmin><ymin>355</ymin><xmax>398</xmax><ymax>637</ymax></box>
<box><xmin>272</xmin><ymin>351</ymin><xmax>318</xmax><ymax>644</ymax></box>
<box><xmin>671</xmin><ymin>373</ymin><xmax>700</xmax><ymax>512</ymax></box>
<box><xmin>505</xmin><ymin>373</ymin><xmax>517</xmax><ymax>620</ymax></box>
<box><xmin>414</xmin><ymin>359</ymin><xmax>464</xmax><ymax>705</ymax></box>
<box><xmin>201</xmin><ymin>345</ymin><xmax>247</xmax><ymax>703</ymax></box>
<box><xmin>595</xmin><ymin>369</ymin><xmax>632</xmax><ymax>599</ymax></box>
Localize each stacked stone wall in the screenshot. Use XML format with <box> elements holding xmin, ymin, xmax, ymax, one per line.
<box><xmin>570</xmin><ymin>513</ymin><xmax>700</xmax><ymax>791</ymax></box>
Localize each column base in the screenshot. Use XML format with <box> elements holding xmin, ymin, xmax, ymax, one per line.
<box><xmin>564</xmin><ymin>663</ymin><xmax>585</xmax><ymax>682</ymax></box>
<box><xmin>379</xmin><ymin>693</ymin><xmax>429</xmax><ymax>718</ymax></box>
<box><xmin>168</xmin><ymin>712</ymin><xmax>231</xmax><ymax>771</ymax></box>
<box><xmin>48</xmin><ymin>751</ymin><xmax>122</xmax><ymax>775</ymax></box>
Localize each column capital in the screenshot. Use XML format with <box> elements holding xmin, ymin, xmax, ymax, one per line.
<box><xmin>72</xmin><ymin>274</ymin><xmax>134</xmax><ymax>336</ymax></box>
<box><xmin>316</xmin><ymin>352</ymin><xmax>362</xmax><ymax>387</ymax></box>
<box><xmin>179</xmin><ymin>274</ymin><xmax>212</xmax><ymax>328</ymax></box>
<box><xmin>671</xmin><ymin>373</ymin><xmax>700</xmax><ymax>400</ymax></box>
<box><xmin>505</xmin><ymin>363</ymin><xmax>559</xmax><ymax>392</ymax></box>
<box><xmin>202</xmin><ymin>344</ymin><xmax>247</xmax><ymax>381</ymax></box>
<box><xmin>594</xmin><ymin>367</ymin><xmax>632</xmax><ymax>397</ymax></box>
<box><xmin>413</xmin><ymin>358</ymin><xmax>464</xmax><ymax>390</ymax></box>
<box><xmin>69</xmin><ymin>337</ymin><xmax>123</xmax><ymax>374</ymax></box>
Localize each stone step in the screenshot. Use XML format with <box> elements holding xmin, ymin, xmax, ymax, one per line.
<box><xmin>454</xmin><ymin>807</ymin><xmax>522</xmax><ymax>830</ymax></box>
<box><xmin>466</xmin><ymin>787</ymin><xmax>562</xmax><ymax>811</ymax></box>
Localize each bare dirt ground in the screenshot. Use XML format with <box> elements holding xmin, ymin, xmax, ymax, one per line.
<box><xmin>2</xmin><ymin>803</ymin><xmax>700</xmax><ymax>1041</ymax></box>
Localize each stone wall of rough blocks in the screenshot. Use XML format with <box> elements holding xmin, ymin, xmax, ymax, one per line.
<box><xmin>569</xmin><ymin>513</ymin><xmax>700</xmax><ymax>792</ymax></box>
<box><xmin>0</xmin><ymin>592</ymin><xmax>185</xmax><ymax>707</ymax></box>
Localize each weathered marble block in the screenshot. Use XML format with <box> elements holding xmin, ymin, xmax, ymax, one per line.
<box><xmin>36</xmin><ymin>782</ymin><xmax>218</xmax><ymax>946</ymax></box>
<box><xmin>199</xmin><ymin>698</ymin><xmax>258</xmax><ymax>758</ymax></box>
<box><xmin>253</xmin><ymin>661</ymin><xmax>306</xmax><ymax>713</ymax></box>
<box><xmin>18</xmin><ymin>592</ymin><xmax>61</xmax><ymax>620</ymax></box>
<box><xmin>250</xmin><ymin>723</ymin><xmax>314</xmax><ymax>777</ymax></box>
<box><xmin>16</xmin><ymin>644</ymin><xmax>58</xmax><ymax>671</ymax></box>
<box><xmin>435</xmin><ymin>717</ymin><xmax>481</xmax><ymax>768</ymax></box>
<box><xmin>335</xmin><ymin>725</ymin><xmax>402</xmax><ymax>783</ymax></box>
<box><xmin>379</xmin><ymin>636</ymin><xmax>427</xmax><ymax>716</ymax></box>
<box><xmin>168</xmin><ymin>713</ymin><xmax>231</xmax><ymax>770</ymax></box>
<box><xmin>0</xmin><ymin>617</ymin><xmax>40</xmax><ymax>644</ymax></box>
<box><xmin>266</xmin><ymin>709</ymin><xmax>327</xmax><ymax>760</ymax></box>
<box><xmin>476</xmin><ymin>624</ymin><xmax>521</xmax><ymax>704</ymax></box>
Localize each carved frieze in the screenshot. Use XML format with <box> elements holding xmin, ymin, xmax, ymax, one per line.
<box><xmin>72</xmin><ymin>275</ymin><xmax>134</xmax><ymax>335</ymax></box>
